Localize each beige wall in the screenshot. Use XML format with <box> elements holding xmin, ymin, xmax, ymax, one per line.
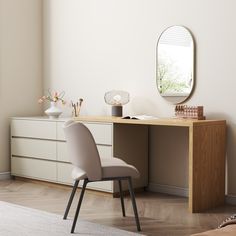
<box><xmin>44</xmin><ymin>0</ymin><xmax>236</xmax><ymax>195</ymax></box>
<box><xmin>43</xmin><ymin>0</ymin><xmax>236</xmax><ymax>195</ymax></box>
<box><xmin>0</xmin><ymin>0</ymin><xmax>43</xmax><ymax>172</ymax></box>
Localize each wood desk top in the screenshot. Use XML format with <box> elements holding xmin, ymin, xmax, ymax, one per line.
<box><xmin>74</xmin><ymin>116</ymin><xmax>226</xmax><ymax>127</ymax></box>
<box><xmin>75</xmin><ymin>115</ymin><xmax>226</xmax><ymax>213</ymax></box>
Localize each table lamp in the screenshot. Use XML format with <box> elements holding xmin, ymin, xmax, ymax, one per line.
<box><xmin>104</xmin><ymin>90</ymin><xmax>129</xmax><ymax>117</ymax></box>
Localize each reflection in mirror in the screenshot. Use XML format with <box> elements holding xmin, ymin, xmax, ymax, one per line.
<box><xmin>157</xmin><ymin>26</ymin><xmax>194</xmax><ymax>104</ymax></box>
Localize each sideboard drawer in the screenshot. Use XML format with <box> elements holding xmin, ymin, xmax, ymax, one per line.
<box><xmin>11</xmin><ymin>120</ymin><xmax>56</xmax><ymax>140</ymax></box>
<box><xmin>97</xmin><ymin>145</ymin><xmax>113</xmax><ymax>159</ymax></box>
<box><xmin>11</xmin><ymin>117</ymin><xmax>115</xmax><ymax>194</ymax></box>
<box><xmin>56</xmin><ymin>122</ymin><xmax>66</xmax><ymax>141</ymax></box>
<box><xmin>84</xmin><ymin>123</ymin><xmax>112</xmax><ymax>145</ymax></box>
<box><xmin>85</xmin><ymin>180</ymin><xmax>113</xmax><ymax>192</ymax></box>
<box><xmin>57</xmin><ymin>142</ymin><xmax>112</xmax><ymax>162</ymax></box>
<box><xmin>57</xmin><ymin>122</ymin><xmax>112</xmax><ymax>145</ymax></box>
<box><xmin>11</xmin><ymin>157</ymin><xmax>57</xmax><ymax>181</ymax></box>
<box><xmin>57</xmin><ymin>162</ymin><xmax>73</xmax><ymax>184</ymax></box>
<box><xmin>12</xmin><ymin>138</ymin><xmax>57</xmax><ymax>161</ymax></box>
<box><xmin>57</xmin><ymin>162</ymin><xmax>74</xmax><ymax>184</ymax></box>
<box><xmin>57</xmin><ymin>142</ymin><xmax>68</xmax><ymax>162</ymax></box>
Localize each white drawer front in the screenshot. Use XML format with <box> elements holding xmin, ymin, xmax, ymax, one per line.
<box><xmin>57</xmin><ymin>142</ymin><xmax>68</xmax><ymax>162</ymax></box>
<box><xmin>11</xmin><ymin>120</ymin><xmax>56</xmax><ymax>139</ymax></box>
<box><xmin>57</xmin><ymin>162</ymin><xmax>73</xmax><ymax>184</ymax></box>
<box><xmin>57</xmin><ymin>122</ymin><xmax>66</xmax><ymax>141</ymax></box>
<box><xmin>85</xmin><ymin>123</ymin><xmax>112</xmax><ymax>145</ymax></box>
<box><xmin>57</xmin><ymin>162</ymin><xmax>113</xmax><ymax>192</ymax></box>
<box><xmin>85</xmin><ymin>180</ymin><xmax>113</xmax><ymax>192</ymax></box>
<box><xmin>57</xmin><ymin>142</ymin><xmax>112</xmax><ymax>162</ymax></box>
<box><xmin>97</xmin><ymin>145</ymin><xmax>112</xmax><ymax>159</ymax></box>
<box><xmin>12</xmin><ymin>138</ymin><xmax>56</xmax><ymax>161</ymax></box>
<box><xmin>57</xmin><ymin>122</ymin><xmax>112</xmax><ymax>145</ymax></box>
<box><xmin>11</xmin><ymin>157</ymin><xmax>56</xmax><ymax>181</ymax></box>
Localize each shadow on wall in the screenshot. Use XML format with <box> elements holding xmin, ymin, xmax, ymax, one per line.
<box><xmin>129</xmin><ymin>96</ymin><xmax>160</xmax><ymax>116</ymax></box>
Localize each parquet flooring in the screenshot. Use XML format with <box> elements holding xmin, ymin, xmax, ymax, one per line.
<box><xmin>0</xmin><ymin>179</ymin><xmax>236</xmax><ymax>236</ymax></box>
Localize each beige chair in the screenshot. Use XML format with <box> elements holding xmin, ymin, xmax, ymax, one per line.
<box><xmin>63</xmin><ymin>120</ymin><xmax>141</xmax><ymax>233</ymax></box>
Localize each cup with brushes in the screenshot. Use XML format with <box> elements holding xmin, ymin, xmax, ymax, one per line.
<box><xmin>71</xmin><ymin>98</ymin><xmax>83</xmax><ymax>117</ymax></box>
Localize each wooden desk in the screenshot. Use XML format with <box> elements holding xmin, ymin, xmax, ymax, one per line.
<box><xmin>75</xmin><ymin>116</ymin><xmax>226</xmax><ymax>213</ymax></box>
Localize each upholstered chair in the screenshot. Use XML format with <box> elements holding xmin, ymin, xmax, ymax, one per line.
<box><xmin>63</xmin><ymin>120</ymin><xmax>141</xmax><ymax>233</ymax></box>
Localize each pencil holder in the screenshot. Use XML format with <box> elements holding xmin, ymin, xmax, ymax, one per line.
<box><xmin>71</xmin><ymin>98</ymin><xmax>83</xmax><ymax>117</ymax></box>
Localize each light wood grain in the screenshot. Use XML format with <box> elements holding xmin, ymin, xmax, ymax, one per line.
<box><xmin>74</xmin><ymin>116</ymin><xmax>226</xmax><ymax>127</ymax></box>
<box><xmin>75</xmin><ymin>116</ymin><xmax>227</xmax><ymax>213</ymax></box>
<box><xmin>189</xmin><ymin>122</ymin><xmax>226</xmax><ymax>212</ymax></box>
<box><xmin>1</xmin><ymin>179</ymin><xmax>236</xmax><ymax>236</ymax></box>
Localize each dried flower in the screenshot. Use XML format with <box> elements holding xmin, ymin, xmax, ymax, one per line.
<box><xmin>38</xmin><ymin>89</ymin><xmax>66</xmax><ymax>105</ymax></box>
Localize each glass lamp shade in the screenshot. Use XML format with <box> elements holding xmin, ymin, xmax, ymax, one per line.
<box><xmin>104</xmin><ymin>90</ymin><xmax>129</xmax><ymax>106</ymax></box>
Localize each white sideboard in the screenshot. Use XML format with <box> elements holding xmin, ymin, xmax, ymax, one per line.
<box><xmin>11</xmin><ymin>117</ymin><xmax>148</xmax><ymax>194</ymax></box>
<box><xmin>11</xmin><ymin>117</ymin><xmax>114</xmax><ymax>192</ymax></box>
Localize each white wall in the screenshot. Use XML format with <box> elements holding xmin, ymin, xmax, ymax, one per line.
<box><xmin>0</xmin><ymin>0</ymin><xmax>43</xmax><ymax>173</ymax></box>
<box><xmin>43</xmin><ymin>0</ymin><xmax>236</xmax><ymax>195</ymax></box>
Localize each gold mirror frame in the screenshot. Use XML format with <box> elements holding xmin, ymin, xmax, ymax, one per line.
<box><xmin>156</xmin><ymin>25</ymin><xmax>195</xmax><ymax>104</ymax></box>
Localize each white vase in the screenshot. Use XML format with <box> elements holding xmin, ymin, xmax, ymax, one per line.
<box><xmin>45</xmin><ymin>102</ymin><xmax>62</xmax><ymax>119</ymax></box>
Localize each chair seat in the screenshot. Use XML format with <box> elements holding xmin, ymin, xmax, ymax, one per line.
<box><xmin>101</xmin><ymin>158</ymin><xmax>140</xmax><ymax>179</ymax></box>
<box><xmin>72</xmin><ymin>157</ymin><xmax>140</xmax><ymax>180</ymax></box>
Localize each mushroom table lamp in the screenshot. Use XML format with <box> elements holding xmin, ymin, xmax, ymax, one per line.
<box><xmin>104</xmin><ymin>90</ymin><xmax>130</xmax><ymax>117</ymax></box>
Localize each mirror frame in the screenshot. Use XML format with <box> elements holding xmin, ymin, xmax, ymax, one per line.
<box><xmin>156</xmin><ymin>25</ymin><xmax>195</xmax><ymax>104</ymax></box>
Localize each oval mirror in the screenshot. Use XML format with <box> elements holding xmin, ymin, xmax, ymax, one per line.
<box><xmin>156</xmin><ymin>26</ymin><xmax>195</xmax><ymax>104</ymax></box>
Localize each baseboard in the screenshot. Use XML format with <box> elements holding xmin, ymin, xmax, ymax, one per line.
<box><xmin>148</xmin><ymin>183</ymin><xmax>236</xmax><ymax>205</ymax></box>
<box><xmin>148</xmin><ymin>182</ymin><xmax>189</xmax><ymax>197</ymax></box>
<box><xmin>0</xmin><ymin>172</ymin><xmax>11</xmax><ymax>180</ymax></box>
<box><xmin>225</xmin><ymin>195</ymin><xmax>236</xmax><ymax>205</ymax></box>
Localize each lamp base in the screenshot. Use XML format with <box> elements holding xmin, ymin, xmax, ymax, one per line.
<box><xmin>112</xmin><ymin>105</ymin><xmax>122</xmax><ymax>117</ymax></box>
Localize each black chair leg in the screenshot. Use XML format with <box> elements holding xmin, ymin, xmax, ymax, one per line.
<box><xmin>71</xmin><ymin>179</ymin><xmax>88</xmax><ymax>234</ymax></box>
<box><xmin>127</xmin><ymin>177</ymin><xmax>141</xmax><ymax>231</ymax></box>
<box><xmin>118</xmin><ymin>180</ymin><xmax>126</xmax><ymax>217</ymax></box>
<box><xmin>63</xmin><ymin>180</ymin><xmax>79</xmax><ymax>220</ymax></box>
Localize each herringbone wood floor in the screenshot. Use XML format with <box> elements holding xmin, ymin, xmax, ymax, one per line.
<box><xmin>0</xmin><ymin>179</ymin><xmax>235</xmax><ymax>236</ymax></box>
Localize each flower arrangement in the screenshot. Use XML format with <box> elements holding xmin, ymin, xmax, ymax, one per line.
<box><xmin>38</xmin><ymin>89</ymin><xmax>66</xmax><ymax>105</ymax></box>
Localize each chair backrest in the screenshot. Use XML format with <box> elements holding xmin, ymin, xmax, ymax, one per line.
<box><xmin>63</xmin><ymin>120</ymin><xmax>102</xmax><ymax>181</ymax></box>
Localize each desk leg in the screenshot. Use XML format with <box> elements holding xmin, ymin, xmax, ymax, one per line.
<box><xmin>189</xmin><ymin>123</ymin><xmax>226</xmax><ymax>213</ymax></box>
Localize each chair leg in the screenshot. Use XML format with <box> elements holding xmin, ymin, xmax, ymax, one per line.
<box><xmin>63</xmin><ymin>180</ymin><xmax>79</xmax><ymax>220</ymax></box>
<box><xmin>127</xmin><ymin>177</ymin><xmax>141</xmax><ymax>231</ymax></box>
<box><xmin>118</xmin><ymin>180</ymin><xmax>126</xmax><ymax>217</ymax></box>
<box><xmin>71</xmin><ymin>179</ymin><xmax>88</xmax><ymax>234</ymax></box>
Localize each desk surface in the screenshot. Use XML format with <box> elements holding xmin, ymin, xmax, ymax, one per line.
<box><xmin>75</xmin><ymin>116</ymin><xmax>226</xmax><ymax>127</ymax></box>
<box><xmin>76</xmin><ymin>115</ymin><xmax>226</xmax><ymax>213</ymax></box>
